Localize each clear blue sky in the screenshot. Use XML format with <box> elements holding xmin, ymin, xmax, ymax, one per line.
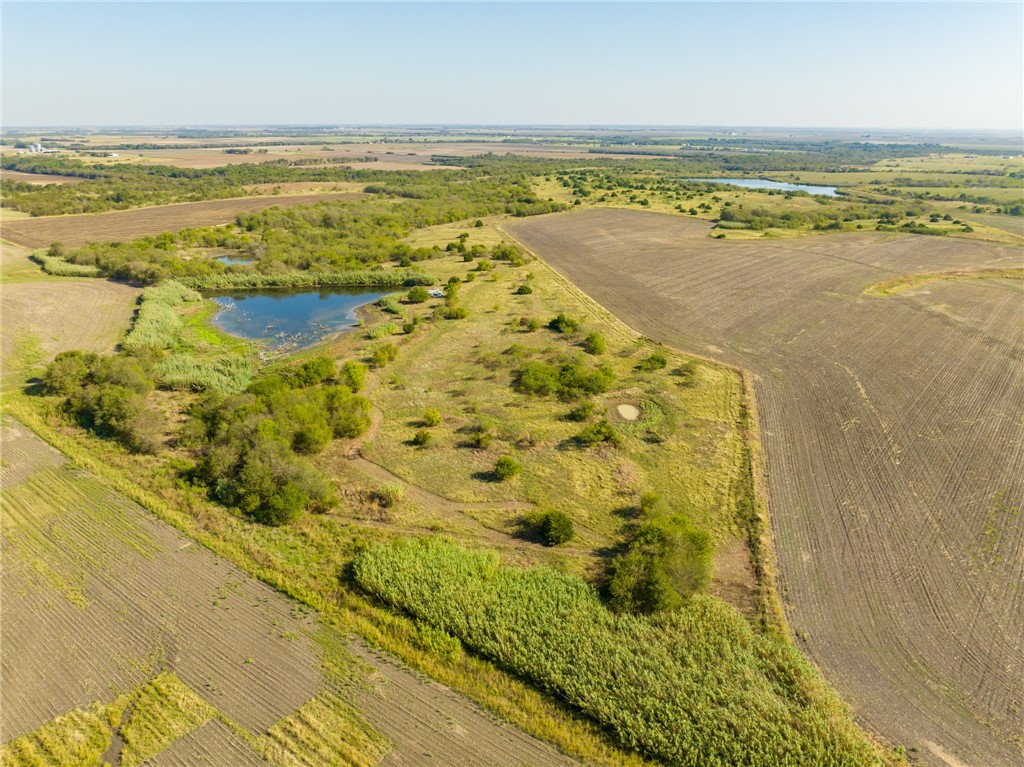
<box><xmin>3</xmin><ymin>2</ymin><xmax>1022</xmax><ymax>129</ymax></box>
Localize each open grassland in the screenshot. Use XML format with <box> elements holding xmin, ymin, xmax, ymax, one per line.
<box><xmin>335</xmin><ymin>230</ymin><xmax>754</xmax><ymax>609</ymax></box>
<box><xmin>0</xmin><ymin>191</ymin><xmax>365</xmax><ymax>249</ymax></box>
<box><xmin>508</xmin><ymin>208</ymin><xmax>1024</xmax><ymax>767</ymax></box>
<box><xmin>0</xmin><ymin>419</ymin><xmax>580</xmax><ymax>766</ymax></box>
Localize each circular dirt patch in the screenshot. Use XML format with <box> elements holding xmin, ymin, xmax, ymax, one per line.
<box><xmin>616</xmin><ymin>404</ymin><xmax>641</xmax><ymax>421</ymax></box>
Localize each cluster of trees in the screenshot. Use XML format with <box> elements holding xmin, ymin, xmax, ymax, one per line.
<box><xmin>512</xmin><ymin>358</ymin><xmax>615</xmax><ymax>401</ymax></box>
<box><xmin>55</xmin><ymin>177</ymin><xmax>558</xmax><ymax>285</ymax></box>
<box><xmin>43</xmin><ymin>351</ymin><xmax>165</xmax><ymax>454</ymax></box>
<box><xmin>608</xmin><ymin>493</ymin><xmax>713</xmax><ymax>614</ymax></box>
<box><xmin>183</xmin><ymin>356</ymin><xmax>370</xmax><ymax>525</ymax></box>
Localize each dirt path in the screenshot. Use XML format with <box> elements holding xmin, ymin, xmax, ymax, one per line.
<box><xmin>509</xmin><ymin>209</ymin><xmax>1024</xmax><ymax>767</ymax></box>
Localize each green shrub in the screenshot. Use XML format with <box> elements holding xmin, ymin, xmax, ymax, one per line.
<box><xmin>548</xmin><ymin>313</ymin><xmax>579</xmax><ymax>333</ymax></box>
<box><xmin>406</xmin><ymin>286</ymin><xmax>430</xmax><ymax>303</ymax></box>
<box><xmin>537</xmin><ymin>510</ymin><xmax>575</xmax><ymax>546</ymax></box>
<box><xmin>513</xmin><ymin>360</ymin><xmax>614</xmax><ymax>401</ymax></box>
<box><xmin>493</xmin><ymin>456</ymin><xmax>521</xmax><ymax>481</ymax></box>
<box><xmin>370</xmin><ymin>342</ymin><xmax>399</xmax><ymax>369</ymax></box>
<box><xmin>411</xmin><ymin>429</ymin><xmax>432</xmax><ymax>447</ymax></box>
<box><xmin>376</xmin><ymin>483</ymin><xmax>404</xmax><ymax>508</ymax></box>
<box><xmin>339</xmin><ymin>360</ymin><xmax>367</xmax><ymax>392</ymax></box>
<box><xmin>352</xmin><ymin>538</ymin><xmax>878</xmax><ymax>767</ymax></box>
<box><xmin>583</xmin><ymin>332</ymin><xmax>606</xmax><ymax>355</ymax></box>
<box><xmin>518</xmin><ymin>316</ymin><xmax>541</xmax><ymax>332</ymax></box>
<box><xmin>376</xmin><ymin>294</ymin><xmax>403</xmax><ymax>315</ymax></box>
<box><xmin>636</xmin><ymin>351</ymin><xmax>668</xmax><ymax>372</ymax></box>
<box><xmin>514</xmin><ymin>284</ymin><xmax>533</xmax><ymax>295</ymax></box>
<box><xmin>566</xmin><ymin>401</ymin><xmax>595</xmax><ymax>422</ymax></box>
<box><xmin>422</xmin><ymin>408</ymin><xmax>442</xmax><ymax>427</ymax></box>
<box><xmin>576</xmin><ymin>418</ymin><xmax>621</xmax><ymax>447</ymax></box>
<box><xmin>442</xmin><ymin>304</ymin><xmax>469</xmax><ymax>320</ymax></box>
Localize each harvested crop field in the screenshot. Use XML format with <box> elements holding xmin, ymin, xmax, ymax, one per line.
<box><xmin>0</xmin><ymin>269</ymin><xmax>139</xmax><ymax>381</ymax></box>
<box><xmin>0</xmin><ymin>170</ymin><xmax>85</xmax><ymax>185</ymax></box>
<box><xmin>0</xmin><ymin>191</ymin><xmax>365</xmax><ymax>249</ymax></box>
<box><xmin>508</xmin><ymin>208</ymin><xmax>1024</xmax><ymax>767</ymax></box>
<box><xmin>0</xmin><ymin>419</ymin><xmax>580</xmax><ymax>766</ymax></box>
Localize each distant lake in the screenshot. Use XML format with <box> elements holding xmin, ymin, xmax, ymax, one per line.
<box><xmin>205</xmin><ymin>287</ymin><xmax>387</xmax><ymax>350</ymax></box>
<box><xmin>685</xmin><ymin>178</ymin><xmax>839</xmax><ymax>197</ymax></box>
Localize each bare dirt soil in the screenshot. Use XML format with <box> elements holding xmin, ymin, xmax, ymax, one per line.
<box><xmin>1</xmin><ymin>170</ymin><xmax>85</xmax><ymax>185</ymax></box>
<box><xmin>350</xmin><ymin>643</ymin><xmax>578</xmax><ymax>767</ymax></box>
<box><xmin>0</xmin><ymin>420</ymin><xmax>584</xmax><ymax>766</ymax></box>
<box><xmin>508</xmin><ymin>208</ymin><xmax>1024</xmax><ymax>767</ymax></box>
<box><xmin>0</xmin><ymin>269</ymin><xmax>139</xmax><ymax>379</ymax></box>
<box><xmin>0</xmin><ymin>192</ymin><xmax>365</xmax><ymax>249</ymax></box>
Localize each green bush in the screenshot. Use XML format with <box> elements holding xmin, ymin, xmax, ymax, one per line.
<box><xmin>514</xmin><ymin>284</ymin><xmax>533</xmax><ymax>295</ymax></box>
<box><xmin>353</xmin><ymin>538</ymin><xmax>878</xmax><ymax>767</ymax></box>
<box><xmin>576</xmin><ymin>418</ymin><xmax>621</xmax><ymax>447</ymax></box>
<box><xmin>376</xmin><ymin>294</ymin><xmax>403</xmax><ymax>315</ymax></box>
<box><xmin>411</xmin><ymin>429</ymin><xmax>432</xmax><ymax>447</ymax></box>
<box><xmin>537</xmin><ymin>510</ymin><xmax>575</xmax><ymax>546</ymax></box>
<box><xmin>406</xmin><ymin>286</ymin><xmax>430</xmax><ymax>303</ymax></box>
<box><xmin>376</xmin><ymin>482</ymin><xmax>404</xmax><ymax>508</ymax></box>
<box><xmin>566</xmin><ymin>401</ymin><xmax>595</xmax><ymax>422</ymax></box>
<box><xmin>370</xmin><ymin>342</ymin><xmax>399</xmax><ymax>369</ymax></box>
<box><xmin>636</xmin><ymin>350</ymin><xmax>668</xmax><ymax>372</ymax></box>
<box><xmin>548</xmin><ymin>313</ymin><xmax>579</xmax><ymax>333</ymax></box>
<box><xmin>422</xmin><ymin>408</ymin><xmax>442</xmax><ymax>427</ymax></box>
<box><xmin>493</xmin><ymin>456</ymin><xmax>521</xmax><ymax>481</ymax></box>
<box><xmin>513</xmin><ymin>360</ymin><xmax>614</xmax><ymax>401</ymax></box>
<box><xmin>339</xmin><ymin>360</ymin><xmax>367</xmax><ymax>392</ymax></box>
<box><xmin>583</xmin><ymin>332</ymin><xmax>606</xmax><ymax>355</ymax></box>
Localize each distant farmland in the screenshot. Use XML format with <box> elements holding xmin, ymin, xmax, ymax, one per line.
<box><xmin>0</xmin><ymin>191</ymin><xmax>365</xmax><ymax>249</ymax></box>
<box><xmin>509</xmin><ymin>208</ymin><xmax>1024</xmax><ymax>767</ymax></box>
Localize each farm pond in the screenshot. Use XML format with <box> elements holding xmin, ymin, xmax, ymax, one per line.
<box><xmin>204</xmin><ymin>286</ymin><xmax>387</xmax><ymax>350</ymax></box>
<box><xmin>685</xmin><ymin>178</ymin><xmax>839</xmax><ymax>196</ymax></box>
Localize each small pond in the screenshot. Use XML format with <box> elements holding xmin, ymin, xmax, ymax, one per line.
<box><xmin>684</xmin><ymin>178</ymin><xmax>839</xmax><ymax>196</ymax></box>
<box><xmin>216</xmin><ymin>255</ymin><xmax>255</xmax><ymax>266</ymax></box>
<box><xmin>204</xmin><ymin>287</ymin><xmax>387</xmax><ymax>350</ymax></box>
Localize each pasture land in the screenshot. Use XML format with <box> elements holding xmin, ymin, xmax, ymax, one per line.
<box><xmin>0</xmin><ymin>191</ymin><xmax>365</xmax><ymax>249</ymax></box>
<box><xmin>508</xmin><ymin>208</ymin><xmax>1024</xmax><ymax>767</ymax></box>
<box><xmin>0</xmin><ymin>418</ymin><xmax>579</xmax><ymax>766</ymax></box>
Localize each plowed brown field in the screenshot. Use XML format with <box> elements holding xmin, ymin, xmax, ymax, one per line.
<box><xmin>0</xmin><ymin>191</ymin><xmax>364</xmax><ymax>249</ymax></box>
<box><xmin>0</xmin><ymin>420</ymin><xmax>579</xmax><ymax>766</ymax></box>
<box><xmin>508</xmin><ymin>209</ymin><xmax>1024</xmax><ymax>767</ymax></box>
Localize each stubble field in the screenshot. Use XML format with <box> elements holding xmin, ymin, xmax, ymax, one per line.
<box><xmin>508</xmin><ymin>208</ymin><xmax>1024</xmax><ymax>767</ymax></box>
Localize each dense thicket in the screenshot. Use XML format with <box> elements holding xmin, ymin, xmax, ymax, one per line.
<box><xmin>56</xmin><ymin>175</ymin><xmax>561</xmax><ymax>285</ymax></box>
<box><xmin>42</xmin><ymin>351</ymin><xmax>165</xmax><ymax>454</ymax></box>
<box><xmin>183</xmin><ymin>357</ymin><xmax>370</xmax><ymax>524</ymax></box>
<box><xmin>353</xmin><ymin>538</ymin><xmax>879</xmax><ymax>767</ymax></box>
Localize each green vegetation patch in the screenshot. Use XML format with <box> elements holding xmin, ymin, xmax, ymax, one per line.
<box><xmin>259</xmin><ymin>692</ymin><xmax>389</xmax><ymax>767</ymax></box>
<box><xmin>120</xmin><ymin>672</ymin><xmax>217</xmax><ymax>767</ymax></box>
<box><xmin>353</xmin><ymin>537</ymin><xmax>879</xmax><ymax>767</ymax></box>
<box><xmin>0</xmin><ymin>701</ymin><xmax>122</xmax><ymax>767</ymax></box>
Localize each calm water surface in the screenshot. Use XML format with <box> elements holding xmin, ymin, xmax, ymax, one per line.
<box><xmin>685</xmin><ymin>178</ymin><xmax>839</xmax><ymax>196</ymax></box>
<box><xmin>205</xmin><ymin>287</ymin><xmax>387</xmax><ymax>350</ymax></box>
